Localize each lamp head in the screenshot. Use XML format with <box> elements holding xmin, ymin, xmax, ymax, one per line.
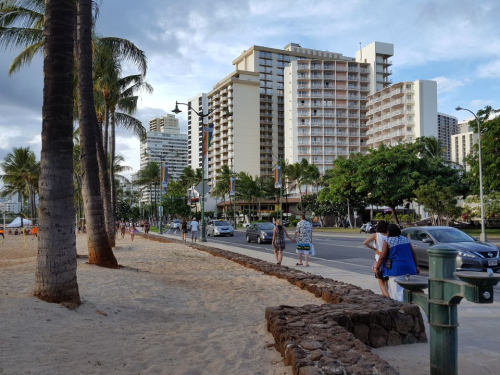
<box><xmin>455</xmin><ymin>106</ymin><xmax>462</xmax><ymax>111</ymax></box>
<box><xmin>172</xmin><ymin>101</ymin><xmax>182</xmax><ymax>114</ymax></box>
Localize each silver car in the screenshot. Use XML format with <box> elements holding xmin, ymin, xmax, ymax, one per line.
<box><xmin>206</xmin><ymin>220</ymin><xmax>234</xmax><ymax>237</ymax></box>
<box><xmin>401</xmin><ymin>226</ymin><xmax>500</xmax><ymax>272</ymax></box>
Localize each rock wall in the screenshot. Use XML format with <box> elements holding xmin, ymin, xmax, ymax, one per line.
<box><xmin>138</xmin><ymin>233</ymin><xmax>426</xmax><ymax>374</ymax></box>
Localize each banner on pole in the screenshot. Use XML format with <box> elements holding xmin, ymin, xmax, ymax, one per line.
<box><xmin>274</xmin><ymin>165</ymin><xmax>282</xmax><ymax>188</ymax></box>
<box><xmin>161</xmin><ymin>162</ymin><xmax>168</xmax><ymax>191</ymax></box>
<box><xmin>229</xmin><ymin>177</ymin><xmax>235</xmax><ymax>196</ymax></box>
<box><xmin>202</xmin><ymin>123</ymin><xmax>214</xmax><ymax>157</ymax></box>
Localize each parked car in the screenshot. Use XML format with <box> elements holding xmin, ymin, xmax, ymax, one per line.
<box><xmin>360</xmin><ymin>221</ymin><xmax>377</xmax><ymax>233</ymax></box>
<box><xmin>401</xmin><ymin>226</ymin><xmax>500</xmax><ymax>272</ymax></box>
<box><xmin>206</xmin><ymin>220</ymin><xmax>234</xmax><ymax>237</ymax></box>
<box><xmin>169</xmin><ymin>219</ymin><xmax>181</xmax><ymax>229</ymax></box>
<box><xmin>282</xmin><ymin>220</ymin><xmax>290</xmax><ymax>227</ymax></box>
<box><xmin>246</xmin><ymin>222</ymin><xmax>275</xmax><ymax>244</ymax></box>
<box><xmin>312</xmin><ymin>221</ymin><xmax>321</xmax><ymax>227</ymax></box>
<box><xmin>242</xmin><ymin>222</ymin><xmax>251</xmax><ymax>228</ymax></box>
<box><xmin>414</xmin><ymin>218</ymin><xmax>433</xmax><ymax>226</ymax></box>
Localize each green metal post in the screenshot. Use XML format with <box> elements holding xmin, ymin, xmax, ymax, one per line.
<box><xmin>427</xmin><ymin>246</ymin><xmax>460</xmax><ymax>375</ymax></box>
<box><xmin>200</xmin><ymin>154</ymin><xmax>206</xmax><ymax>242</ymax></box>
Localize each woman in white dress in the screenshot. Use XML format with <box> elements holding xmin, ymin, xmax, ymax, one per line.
<box><xmin>363</xmin><ymin>220</ymin><xmax>390</xmax><ymax>297</ymax></box>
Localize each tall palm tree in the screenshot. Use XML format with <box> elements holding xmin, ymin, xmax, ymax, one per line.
<box><xmin>212</xmin><ymin>165</ymin><xmax>234</xmax><ymax>217</ymax></box>
<box><xmin>133</xmin><ymin>162</ymin><xmax>160</xmax><ymax>218</ymax></box>
<box><xmin>33</xmin><ymin>0</ymin><xmax>80</xmax><ymax>304</ymax></box>
<box><xmin>77</xmin><ymin>0</ymin><xmax>117</xmax><ymax>268</ymax></box>
<box><xmin>0</xmin><ymin>147</ymin><xmax>39</xmax><ymax>222</ymax></box>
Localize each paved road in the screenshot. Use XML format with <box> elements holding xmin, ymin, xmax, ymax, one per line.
<box><xmin>163</xmin><ymin>228</ymin><xmax>427</xmax><ymax>277</ymax></box>
<box><xmin>163</xmin><ymin>228</ymin><xmax>500</xmax><ymax>293</ymax></box>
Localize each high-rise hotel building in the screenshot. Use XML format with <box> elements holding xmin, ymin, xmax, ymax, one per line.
<box><xmin>366</xmin><ymin>80</ymin><xmax>438</xmax><ymax>148</ymax></box>
<box><xmin>283</xmin><ymin>42</ymin><xmax>393</xmax><ymax>172</ymax></box>
<box><xmin>437</xmin><ymin>112</ymin><xmax>458</xmax><ymax>161</ymax></box>
<box><xmin>187</xmin><ymin>93</ymin><xmax>208</xmax><ymax>173</ymax></box>
<box><xmin>192</xmin><ymin>42</ymin><xmax>397</xmax><ymax>180</ymax></box>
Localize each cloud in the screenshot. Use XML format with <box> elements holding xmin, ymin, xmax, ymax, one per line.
<box><xmin>469</xmin><ymin>99</ymin><xmax>496</xmax><ymax>109</ymax></box>
<box><xmin>476</xmin><ymin>60</ymin><xmax>500</xmax><ymax>78</ymax></box>
<box><xmin>432</xmin><ymin>76</ymin><xmax>465</xmax><ymax>94</ymax></box>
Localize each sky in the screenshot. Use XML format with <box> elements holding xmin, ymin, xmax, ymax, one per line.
<box><xmin>1</xmin><ymin>0</ymin><xmax>499</xmax><ymax>181</ymax></box>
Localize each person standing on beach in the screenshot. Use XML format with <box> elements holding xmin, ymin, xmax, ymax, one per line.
<box><xmin>293</xmin><ymin>214</ymin><xmax>313</xmax><ymax>267</ymax></box>
<box><xmin>32</xmin><ymin>225</ymin><xmax>38</xmax><ymax>238</ymax></box>
<box><xmin>180</xmin><ymin>218</ymin><xmax>188</xmax><ymax>242</ymax></box>
<box><xmin>190</xmin><ymin>217</ymin><xmax>199</xmax><ymax>243</ymax></box>
<box><xmin>272</xmin><ymin>219</ymin><xmax>294</xmax><ymax>266</ymax></box>
<box><xmin>363</xmin><ymin>220</ymin><xmax>390</xmax><ymax>297</ymax></box>
<box><xmin>130</xmin><ymin>223</ymin><xmax>137</xmax><ymax>242</ymax></box>
<box><xmin>144</xmin><ymin>220</ymin><xmax>150</xmax><ymax>234</ymax></box>
<box><xmin>120</xmin><ymin>220</ymin><xmax>126</xmax><ymax>239</ymax></box>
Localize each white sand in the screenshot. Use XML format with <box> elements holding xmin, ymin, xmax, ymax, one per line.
<box><xmin>0</xmin><ymin>234</ymin><xmax>320</xmax><ymax>374</ymax></box>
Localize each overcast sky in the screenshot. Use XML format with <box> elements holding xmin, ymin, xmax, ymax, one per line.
<box><xmin>1</xmin><ymin>0</ymin><xmax>499</xmax><ymax>180</ymax></box>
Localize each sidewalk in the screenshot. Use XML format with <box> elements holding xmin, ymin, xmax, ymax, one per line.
<box><xmin>159</xmin><ymin>231</ymin><xmax>500</xmax><ymax>375</ymax></box>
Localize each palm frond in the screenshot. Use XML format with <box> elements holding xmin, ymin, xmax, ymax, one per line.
<box><xmin>0</xmin><ymin>26</ymin><xmax>42</xmax><ymax>50</ymax></box>
<box><xmin>98</xmin><ymin>36</ymin><xmax>147</xmax><ymax>75</ymax></box>
<box><xmin>7</xmin><ymin>39</ymin><xmax>42</xmax><ymax>75</ymax></box>
<box><xmin>114</xmin><ymin>112</ymin><xmax>146</xmax><ymax>140</ymax></box>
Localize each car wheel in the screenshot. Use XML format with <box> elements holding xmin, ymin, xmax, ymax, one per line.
<box><xmin>257</xmin><ymin>236</ymin><xmax>262</xmax><ymax>244</ymax></box>
<box><xmin>230</xmin><ymin>234</ymin><xmax>234</xmax><ymax>237</ymax></box>
<box><xmin>246</xmin><ymin>235</ymin><xmax>251</xmax><ymax>243</ymax></box>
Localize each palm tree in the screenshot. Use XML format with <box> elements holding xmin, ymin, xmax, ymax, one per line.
<box><xmin>0</xmin><ymin>147</ymin><xmax>39</xmax><ymax>223</ymax></box>
<box><xmin>33</xmin><ymin>0</ymin><xmax>80</xmax><ymax>304</ymax></box>
<box><xmin>133</xmin><ymin>162</ymin><xmax>160</xmax><ymax>218</ymax></box>
<box><xmin>77</xmin><ymin>0</ymin><xmax>117</xmax><ymax>268</ymax></box>
<box><xmin>212</xmin><ymin>165</ymin><xmax>234</xmax><ymax>217</ymax></box>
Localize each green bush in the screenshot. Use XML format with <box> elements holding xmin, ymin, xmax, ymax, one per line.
<box><xmin>290</xmin><ymin>219</ymin><xmax>300</xmax><ymax>227</ymax></box>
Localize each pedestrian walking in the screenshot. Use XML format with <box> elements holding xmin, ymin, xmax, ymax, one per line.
<box><xmin>190</xmin><ymin>217</ymin><xmax>199</xmax><ymax>243</ymax></box>
<box><xmin>272</xmin><ymin>219</ymin><xmax>294</xmax><ymax>266</ymax></box>
<box><xmin>144</xmin><ymin>220</ymin><xmax>150</xmax><ymax>234</ymax></box>
<box><xmin>181</xmin><ymin>218</ymin><xmax>188</xmax><ymax>242</ymax></box>
<box><xmin>363</xmin><ymin>220</ymin><xmax>390</xmax><ymax>297</ymax></box>
<box><xmin>130</xmin><ymin>223</ymin><xmax>137</xmax><ymax>242</ymax></box>
<box><xmin>293</xmin><ymin>214</ymin><xmax>313</xmax><ymax>267</ymax></box>
<box><xmin>374</xmin><ymin>224</ymin><xmax>420</xmax><ymax>301</ymax></box>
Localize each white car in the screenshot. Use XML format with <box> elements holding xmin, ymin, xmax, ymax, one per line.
<box><xmin>206</xmin><ymin>220</ymin><xmax>234</xmax><ymax>237</ymax></box>
<box><xmin>242</xmin><ymin>223</ymin><xmax>251</xmax><ymax>228</ymax></box>
<box><xmin>169</xmin><ymin>219</ymin><xmax>181</xmax><ymax>229</ymax></box>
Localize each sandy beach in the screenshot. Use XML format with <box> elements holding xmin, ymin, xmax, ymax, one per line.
<box><xmin>0</xmin><ymin>233</ymin><xmax>320</xmax><ymax>375</ymax></box>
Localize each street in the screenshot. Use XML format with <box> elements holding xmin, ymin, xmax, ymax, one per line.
<box><xmin>162</xmin><ymin>228</ymin><xmax>500</xmax><ymax>293</ymax></box>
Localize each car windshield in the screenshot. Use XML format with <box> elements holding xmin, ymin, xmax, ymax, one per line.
<box><xmin>428</xmin><ymin>228</ymin><xmax>474</xmax><ymax>243</ymax></box>
<box><xmin>257</xmin><ymin>223</ymin><xmax>275</xmax><ymax>230</ymax></box>
<box><xmin>214</xmin><ymin>221</ymin><xmax>231</xmax><ymax>226</ymax></box>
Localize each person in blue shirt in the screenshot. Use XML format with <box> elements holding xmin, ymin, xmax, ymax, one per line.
<box><xmin>375</xmin><ymin>223</ymin><xmax>420</xmax><ymax>301</ymax></box>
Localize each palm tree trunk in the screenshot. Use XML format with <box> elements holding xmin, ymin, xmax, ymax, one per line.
<box><xmin>104</xmin><ymin>98</ymin><xmax>109</xmax><ymax>160</ymax></box>
<box><xmin>34</xmin><ymin>0</ymin><xmax>80</xmax><ymax>304</ymax></box>
<box><xmin>76</xmin><ymin>0</ymin><xmax>117</xmax><ymax>268</ymax></box>
<box><xmin>110</xmin><ymin>109</ymin><xmax>116</xmax><ymax>223</ymax></box>
<box><xmin>95</xmin><ymin>118</ymin><xmax>116</xmax><ymax>247</ymax></box>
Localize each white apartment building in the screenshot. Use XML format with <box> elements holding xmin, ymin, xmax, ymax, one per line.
<box><xmin>149</xmin><ymin>114</ymin><xmax>179</xmax><ymax>132</ymax></box>
<box><xmin>206</xmin><ymin>71</ymin><xmax>261</xmax><ymax>184</ymax></box>
<box><xmin>366</xmin><ymin>80</ymin><xmax>438</xmax><ymax>148</ymax></box>
<box><xmin>139</xmin><ymin>118</ymin><xmax>188</xmax><ymax>204</ymax></box>
<box><xmin>437</xmin><ymin>112</ymin><xmax>458</xmax><ymax>160</ymax></box>
<box><xmin>190</xmin><ymin>41</ymin><xmax>393</xmax><ymax>179</ymax></box>
<box><xmin>451</xmin><ymin>118</ymin><xmax>477</xmax><ymax>168</ymax></box>
<box><xmin>187</xmin><ymin>93</ymin><xmax>208</xmax><ymax>173</ymax></box>
<box><xmin>0</xmin><ymin>196</ymin><xmax>20</xmax><ymax>213</ymax></box>
<box><xmin>284</xmin><ymin>58</ymin><xmax>372</xmax><ymax>172</ymax></box>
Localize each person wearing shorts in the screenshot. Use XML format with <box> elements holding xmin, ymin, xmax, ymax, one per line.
<box><xmin>190</xmin><ymin>217</ymin><xmax>199</xmax><ymax>243</ymax></box>
<box><xmin>294</xmin><ymin>214</ymin><xmax>313</xmax><ymax>267</ymax></box>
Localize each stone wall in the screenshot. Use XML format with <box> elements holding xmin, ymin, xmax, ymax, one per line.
<box><xmin>137</xmin><ymin>233</ymin><xmax>426</xmax><ymax>374</ymax></box>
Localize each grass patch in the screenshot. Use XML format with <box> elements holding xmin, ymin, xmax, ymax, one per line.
<box><xmin>463</xmin><ymin>228</ymin><xmax>500</xmax><ymax>238</ymax></box>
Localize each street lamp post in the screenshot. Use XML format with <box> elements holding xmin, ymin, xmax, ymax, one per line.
<box><xmin>456</xmin><ymin>106</ymin><xmax>487</xmax><ymax>242</ymax></box>
<box><xmin>172</xmin><ymin>101</ymin><xmax>215</xmax><ymax>242</ymax></box>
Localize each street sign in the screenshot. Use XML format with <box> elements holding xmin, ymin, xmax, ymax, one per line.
<box><xmin>195</xmin><ymin>181</ymin><xmax>211</xmax><ymax>195</ymax></box>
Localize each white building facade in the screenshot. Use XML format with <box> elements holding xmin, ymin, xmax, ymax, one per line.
<box><xmin>149</xmin><ymin>114</ymin><xmax>179</xmax><ymax>132</ymax></box>
<box><xmin>139</xmin><ymin>118</ymin><xmax>188</xmax><ymax>204</ymax></box>
<box><xmin>187</xmin><ymin>93</ymin><xmax>208</xmax><ymax>173</ymax></box>
<box><xmin>366</xmin><ymin>80</ymin><xmax>438</xmax><ymax>148</ymax></box>
<box><xmin>206</xmin><ymin>71</ymin><xmax>261</xmax><ymax>184</ymax></box>
<box><xmin>451</xmin><ymin>118</ymin><xmax>477</xmax><ymax>169</ymax></box>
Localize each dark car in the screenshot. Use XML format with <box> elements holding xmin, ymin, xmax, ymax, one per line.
<box><xmin>401</xmin><ymin>226</ymin><xmax>500</xmax><ymax>272</ymax></box>
<box><xmin>246</xmin><ymin>222</ymin><xmax>275</xmax><ymax>244</ymax></box>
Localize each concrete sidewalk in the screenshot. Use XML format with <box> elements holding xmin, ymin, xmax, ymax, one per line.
<box><xmin>158</xmin><ymin>231</ymin><xmax>500</xmax><ymax>375</ymax></box>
